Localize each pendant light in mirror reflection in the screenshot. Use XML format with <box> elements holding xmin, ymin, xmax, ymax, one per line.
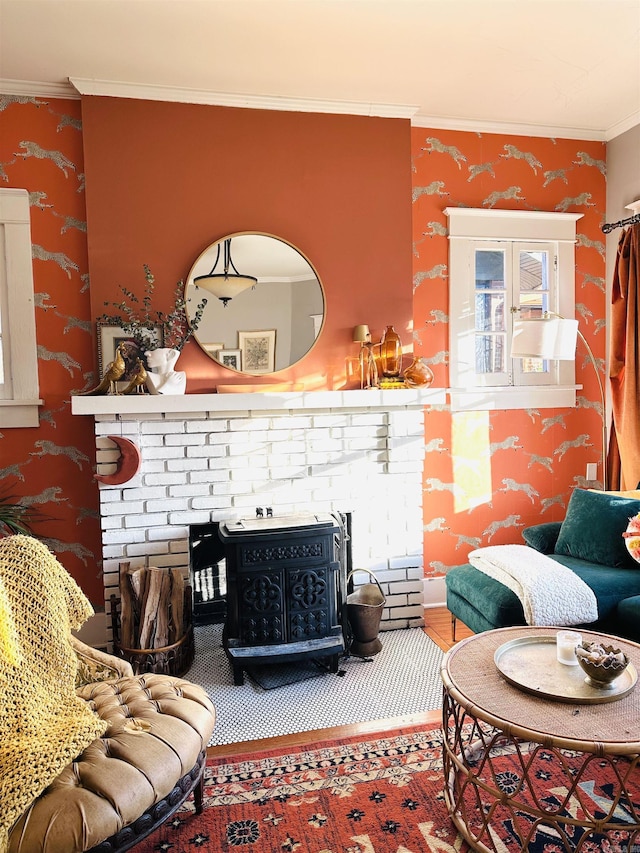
<box><xmin>193</xmin><ymin>238</ymin><xmax>257</xmax><ymax>307</ymax></box>
<box><xmin>186</xmin><ymin>233</ymin><xmax>324</xmax><ymax>375</ymax></box>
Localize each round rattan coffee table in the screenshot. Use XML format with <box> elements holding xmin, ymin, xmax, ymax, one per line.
<box><xmin>440</xmin><ymin>626</ymin><xmax>640</xmax><ymax>853</ymax></box>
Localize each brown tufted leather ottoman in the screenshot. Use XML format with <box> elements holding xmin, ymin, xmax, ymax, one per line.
<box><xmin>8</xmin><ymin>674</ymin><xmax>215</xmax><ymax>853</ymax></box>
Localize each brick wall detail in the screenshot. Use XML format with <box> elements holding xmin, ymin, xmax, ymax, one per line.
<box><xmin>94</xmin><ymin>405</ymin><xmax>426</xmax><ymax>640</ymax></box>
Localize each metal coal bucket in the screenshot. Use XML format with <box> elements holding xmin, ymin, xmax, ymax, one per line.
<box><xmin>346</xmin><ymin>569</ymin><xmax>386</xmax><ymax>656</ymax></box>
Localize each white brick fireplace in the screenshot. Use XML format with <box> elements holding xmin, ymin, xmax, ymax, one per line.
<box><xmin>72</xmin><ymin>388</ymin><xmax>444</xmax><ymax>641</ymax></box>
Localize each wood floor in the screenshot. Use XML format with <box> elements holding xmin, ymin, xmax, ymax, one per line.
<box><xmin>207</xmin><ymin>606</ymin><xmax>473</xmax><ymax>758</ymax></box>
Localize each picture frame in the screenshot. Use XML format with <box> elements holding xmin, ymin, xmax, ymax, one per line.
<box><xmin>217</xmin><ymin>348</ymin><xmax>242</xmax><ymax>371</ymax></box>
<box><xmin>96</xmin><ymin>322</ymin><xmax>163</xmax><ymax>391</ymax></box>
<box><xmin>202</xmin><ymin>342</ymin><xmax>224</xmax><ymax>357</ymax></box>
<box><xmin>238</xmin><ymin>329</ymin><xmax>276</xmax><ymax>374</ymax></box>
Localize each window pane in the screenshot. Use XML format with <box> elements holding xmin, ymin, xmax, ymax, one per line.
<box><xmin>475</xmin><ymin>250</ymin><xmax>505</xmax><ymax>288</ymax></box>
<box><xmin>475</xmin><ymin>292</ymin><xmax>505</xmax><ymax>332</ymax></box>
<box><xmin>520</xmin><ymin>356</ymin><xmax>546</xmax><ymax>374</ymax></box>
<box><xmin>518</xmin><ymin>249</ymin><xmax>549</xmax><ymax>317</ymax></box>
<box><xmin>517</xmin><ymin>249</ymin><xmax>551</xmax><ymax>373</ymax></box>
<box><xmin>475</xmin><ymin>334</ymin><xmax>505</xmax><ymax>374</ymax></box>
<box><xmin>475</xmin><ymin>250</ymin><xmax>506</xmax><ymax>374</ymax></box>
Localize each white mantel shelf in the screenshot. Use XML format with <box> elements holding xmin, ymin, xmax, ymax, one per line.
<box><xmin>71</xmin><ymin>387</ymin><xmax>446</xmax><ymax>418</ymax></box>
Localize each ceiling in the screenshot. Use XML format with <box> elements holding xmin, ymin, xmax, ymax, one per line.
<box><xmin>1</xmin><ymin>0</ymin><xmax>639</xmax><ymax>140</ymax></box>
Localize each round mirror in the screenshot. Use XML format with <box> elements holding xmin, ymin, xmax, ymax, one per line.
<box><xmin>185</xmin><ymin>233</ymin><xmax>324</xmax><ymax>375</ymax></box>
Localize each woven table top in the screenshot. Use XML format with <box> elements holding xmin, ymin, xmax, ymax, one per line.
<box><xmin>442</xmin><ymin>626</ymin><xmax>640</xmax><ymax>753</ymax></box>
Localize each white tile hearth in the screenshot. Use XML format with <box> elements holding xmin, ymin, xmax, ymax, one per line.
<box><xmin>189</xmin><ymin>623</ymin><xmax>444</xmax><ymax>746</ymax></box>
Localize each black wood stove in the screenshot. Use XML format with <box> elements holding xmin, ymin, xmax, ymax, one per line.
<box><xmin>217</xmin><ymin>512</ymin><xmax>349</xmax><ymax>685</ymax></box>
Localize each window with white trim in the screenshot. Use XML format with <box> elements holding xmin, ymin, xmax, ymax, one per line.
<box><xmin>0</xmin><ymin>188</ymin><xmax>41</xmax><ymax>427</ymax></box>
<box><xmin>445</xmin><ymin>208</ymin><xmax>583</xmax><ymax>411</ymax></box>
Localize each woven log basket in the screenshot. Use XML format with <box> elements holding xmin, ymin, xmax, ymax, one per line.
<box><xmin>110</xmin><ymin>591</ymin><xmax>195</xmax><ymax>677</ymax></box>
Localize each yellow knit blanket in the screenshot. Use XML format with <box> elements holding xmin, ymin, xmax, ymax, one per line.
<box><xmin>0</xmin><ymin>536</ymin><xmax>107</xmax><ymax>852</ymax></box>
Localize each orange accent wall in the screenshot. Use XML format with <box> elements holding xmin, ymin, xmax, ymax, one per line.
<box><xmin>1</xmin><ymin>94</ymin><xmax>606</xmax><ymax>600</ymax></box>
<box><xmin>80</xmin><ymin>97</ymin><xmax>414</xmax><ymax>390</ymax></box>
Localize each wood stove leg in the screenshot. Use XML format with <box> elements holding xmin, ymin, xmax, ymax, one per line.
<box><xmin>233</xmin><ymin>665</ymin><xmax>244</xmax><ymax>686</ymax></box>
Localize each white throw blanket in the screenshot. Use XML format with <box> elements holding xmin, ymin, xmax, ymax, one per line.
<box><xmin>468</xmin><ymin>544</ymin><xmax>598</xmax><ymax>627</ymax></box>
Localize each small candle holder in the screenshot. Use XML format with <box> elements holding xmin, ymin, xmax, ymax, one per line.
<box><xmin>556</xmin><ymin>630</ymin><xmax>582</xmax><ymax>665</ymax></box>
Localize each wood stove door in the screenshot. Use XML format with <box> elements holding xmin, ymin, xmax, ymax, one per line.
<box><xmin>237</xmin><ymin>568</ymin><xmax>285</xmax><ymax>645</ymax></box>
<box><xmin>287</xmin><ymin>563</ymin><xmax>340</xmax><ymax>642</ymax></box>
<box><xmin>236</xmin><ymin>562</ymin><xmax>340</xmax><ymax>646</ymax></box>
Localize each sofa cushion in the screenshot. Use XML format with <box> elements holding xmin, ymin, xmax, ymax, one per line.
<box><xmin>552</xmin><ymin>555</ymin><xmax>640</xmax><ymax>621</ymax></box>
<box><xmin>522</xmin><ymin>522</ymin><xmax>562</xmax><ymax>554</ymax></box>
<box><xmin>446</xmin><ymin>564</ymin><xmax>525</xmax><ymax>628</ymax></box>
<box><xmin>617</xmin><ymin>595</ymin><xmax>640</xmax><ymax>638</ymax></box>
<box><xmin>554</xmin><ymin>488</ymin><xmax>640</xmax><ymax>569</ymax></box>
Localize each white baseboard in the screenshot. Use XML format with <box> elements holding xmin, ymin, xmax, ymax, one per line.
<box><xmin>423</xmin><ymin>575</ymin><xmax>447</xmax><ymax>608</ymax></box>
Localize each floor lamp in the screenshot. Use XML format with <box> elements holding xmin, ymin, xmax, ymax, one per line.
<box><xmin>511</xmin><ymin>313</ymin><xmax>607</xmax><ymax>489</ymax></box>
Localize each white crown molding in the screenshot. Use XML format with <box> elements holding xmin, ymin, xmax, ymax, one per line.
<box><xmin>68</xmin><ymin>77</ymin><xmax>419</xmax><ymax>119</ymax></box>
<box><xmin>604</xmin><ymin>110</ymin><xmax>640</xmax><ymax>142</ymax></box>
<box><xmin>1</xmin><ymin>76</ymin><xmax>635</xmax><ymax>140</ymax></box>
<box><xmin>0</xmin><ymin>78</ymin><xmax>78</xmax><ymax>99</ymax></box>
<box><xmin>411</xmin><ymin>112</ymin><xmax>606</xmax><ymax>142</ymax></box>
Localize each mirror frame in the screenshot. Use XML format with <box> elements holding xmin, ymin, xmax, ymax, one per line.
<box><xmin>185</xmin><ymin>231</ymin><xmax>325</xmax><ymax>376</ymax></box>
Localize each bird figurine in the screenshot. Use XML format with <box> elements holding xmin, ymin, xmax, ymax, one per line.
<box><xmin>121</xmin><ymin>358</ymin><xmax>147</xmax><ymax>395</ymax></box>
<box><xmin>76</xmin><ymin>342</ymin><xmax>127</xmax><ymax>396</ymax></box>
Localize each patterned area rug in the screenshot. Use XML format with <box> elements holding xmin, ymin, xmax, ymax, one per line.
<box><xmin>187</xmin><ymin>624</ymin><xmax>444</xmax><ymax>746</ymax></box>
<box><xmin>134</xmin><ymin>722</ymin><xmax>640</xmax><ymax>852</ymax></box>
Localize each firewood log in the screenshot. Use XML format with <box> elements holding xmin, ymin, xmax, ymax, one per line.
<box><xmin>138</xmin><ymin>567</ymin><xmax>171</xmax><ymax>649</ymax></box>
<box><xmin>119</xmin><ymin>564</ymin><xmax>187</xmax><ymax>651</ymax></box>
<box><xmin>118</xmin><ymin>562</ymin><xmax>134</xmax><ymax>648</ymax></box>
<box><xmin>169</xmin><ymin>569</ymin><xmax>185</xmax><ymax>644</ymax></box>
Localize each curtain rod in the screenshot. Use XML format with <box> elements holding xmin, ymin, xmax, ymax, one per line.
<box><xmin>601</xmin><ymin>212</ymin><xmax>640</xmax><ymax>234</ymax></box>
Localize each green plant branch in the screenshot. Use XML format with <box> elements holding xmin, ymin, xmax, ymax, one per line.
<box><xmin>99</xmin><ymin>265</ymin><xmax>207</xmax><ymax>353</ymax></box>
<box><xmin>0</xmin><ymin>489</ymin><xmax>49</xmax><ymax>537</ymax></box>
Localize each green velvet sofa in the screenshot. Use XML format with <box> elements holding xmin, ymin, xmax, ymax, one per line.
<box><xmin>445</xmin><ymin>488</ymin><xmax>640</xmax><ymax>643</ymax></box>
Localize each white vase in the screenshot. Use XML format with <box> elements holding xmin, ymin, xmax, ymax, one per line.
<box><xmin>144</xmin><ymin>348</ymin><xmax>187</xmax><ymax>395</ymax></box>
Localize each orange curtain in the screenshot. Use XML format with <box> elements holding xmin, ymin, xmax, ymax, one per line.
<box><xmin>609</xmin><ymin>223</ymin><xmax>640</xmax><ymax>490</ymax></box>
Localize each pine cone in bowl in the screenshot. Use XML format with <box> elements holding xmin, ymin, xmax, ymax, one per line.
<box><xmin>575</xmin><ymin>641</ymin><xmax>629</xmax><ymax>686</ymax></box>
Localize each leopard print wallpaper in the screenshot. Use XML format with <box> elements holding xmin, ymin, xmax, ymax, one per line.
<box><xmin>411</xmin><ymin>128</ymin><xmax>606</xmax><ymax>573</ymax></box>
<box><xmin>1</xmin><ymin>95</ymin><xmax>103</xmax><ymax>601</ymax></box>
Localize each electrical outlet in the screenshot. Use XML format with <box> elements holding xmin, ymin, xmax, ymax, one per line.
<box><xmin>586</xmin><ymin>463</ymin><xmax>597</xmax><ymax>480</ymax></box>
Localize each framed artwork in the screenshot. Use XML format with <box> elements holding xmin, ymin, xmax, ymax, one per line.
<box><xmin>202</xmin><ymin>342</ymin><xmax>224</xmax><ymax>357</ymax></box>
<box><xmin>218</xmin><ymin>348</ymin><xmax>242</xmax><ymax>371</ymax></box>
<box><xmin>238</xmin><ymin>329</ymin><xmax>276</xmax><ymax>374</ymax></box>
<box><xmin>97</xmin><ymin>322</ymin><xmax>163</xmax><ymax>390</ymax></box>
